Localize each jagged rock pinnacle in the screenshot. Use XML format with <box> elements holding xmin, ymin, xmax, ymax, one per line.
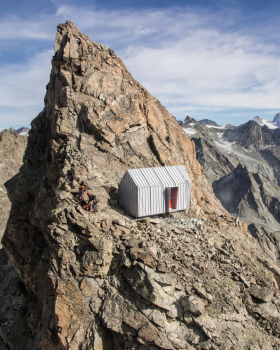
<box><xmin>3</xmin><ymin>22</ymin><xmax>280</xmax><ymax>350</ymax></box>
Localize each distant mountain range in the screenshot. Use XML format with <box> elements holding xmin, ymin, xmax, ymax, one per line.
<box><xmin>178</xmin><ymin>113</ymin><xmax>280</xmax><ymax>266</ymax></box>
<box><xmin>179</xmin><ymin>113</ymin><xmax>280</xmax><ymax>132</ymax></box>
<box><xmin>178</xmin><ymin>117</ymin><xmax>234</xmax><ymax>129</ymax></box>
<box><xmin>0</xmin><ymin>127</ymin><xmax>30</xmax><ymax>136</ymax></box>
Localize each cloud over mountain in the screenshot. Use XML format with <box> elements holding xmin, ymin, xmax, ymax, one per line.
<box><xmin>1</xmin><ymin>3</ymin><xmax>280</xmax><ymax>127</ymax></box>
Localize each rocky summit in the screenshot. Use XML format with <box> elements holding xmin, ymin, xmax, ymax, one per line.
<box><xmin>222</xmin><ymin>120</ymin><xmax>280</xmax><ymax>150</ymax></box>
<box><xmin>2</xmin><ymin>20</ymin><xmax>280</xmax><ymax>350</ymax></box>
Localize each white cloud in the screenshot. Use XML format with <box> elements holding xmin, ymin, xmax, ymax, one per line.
<box><xmin>0</xmin><ymin>49</ymin><xmax>52</xmax><ymax>106</ymax></box>
<box><xmin>0</xmin><ymin>49</ymin><xmax>53</xmax><ymax>128</ymax></box>
<box><xmin>122</xmin><ymin>38</ymin><xmax>280</xmax><ymax>107</ymax></box>
<box><xmin>0</xmin><ymin>15</ymin><xmax>56</xmax><ymax>40</ymax></box>
<box><xmin>1</xmin><ymin>4</ymin><xmax>280</xmax><ymax>128</ymax></box>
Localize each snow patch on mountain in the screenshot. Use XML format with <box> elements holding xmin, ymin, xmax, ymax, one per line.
<box><xmin>17</xmin><ymin>127</ymin><xmax>30</xmax><ymax>136</ymax></box>
<box><xmin>262</xmin><ymin>144</ymin><xmax>277</xmax><ymax>149</ymax></box>
<box><xmin>183</xmin><ymin>127</ymin><xmax>197</xmax><ymax>136</ymax></box>
<box><xmin>205</xmin><ymin>124</ymin><xmax>227</xmax><ymax>129</ymax></box>
<box><xmin>214</xmin><ymin>139</ymin><xmax>235</xmax><ymax>153</ymax></box>
<box><xmin>214</xmin><ymin>139</ymin><xmax>255</xmax><ymax>162</ymax></box>
<box><xmin>253</xmin><ymin>115</ymin><xmax>278</xmax><ymax>129</ymax></box>
<box><xmin>0</xmin><ymin>127</ymin><xmax>30</xmax><ymax>136</ymax></box>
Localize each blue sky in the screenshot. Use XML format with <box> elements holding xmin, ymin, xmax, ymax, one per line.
<box><xmin>1</xmin><ymin>0</ymin><xmax>280</xmax><ymax>128</ymax></box>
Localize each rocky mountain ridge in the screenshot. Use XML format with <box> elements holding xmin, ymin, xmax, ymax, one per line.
<box><xmin>198</xmin><ymin>119</ymin><xmax>219</xmax><ymax>127</ymax></box>
<box><xmin>9</xmin><ymin>127</ymin><xmax>30</xmax><ymax>136</ymax></box>
<box><xmin>0</xmin><ymin>127</ymin><xmax>30</xmax><ymax>136</ymax></box>
<box><xmin>2</xmin><ymin>20</ymin><xmax>280</xmax><ymax>350</ymax></box>
<box><xmin>181</xmin><ymin>116</ymin><xmax>280</xmax><ymax>267</ymax></box>
<box><xmin>222</xmin><ymin>120</ymin><xmax>280</xmax><ymax>150</ymax></box>
<box><xmin>252</xmin><ymin>114</ymin><xmax>280</xmax><ymax>130</ymax></box>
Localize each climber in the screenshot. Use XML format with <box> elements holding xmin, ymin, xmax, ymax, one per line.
<box><xmin>87</xmin><ymin>192</ymin><xmax>99</xmax><ymax>212</ymax></box>
<box><xmin>77</xmin><ymin>185</ymin><xmax>86</xmax><ymax>205</ymax></box>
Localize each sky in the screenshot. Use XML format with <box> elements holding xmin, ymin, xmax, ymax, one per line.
<box><xmin>1</xmin><ymin>0</ymin><xmax>280</xmax><ymax>129</ymax></box>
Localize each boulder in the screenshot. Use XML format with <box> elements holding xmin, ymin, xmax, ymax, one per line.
<box><xmin>181</xmin><ymin>295</ymin><xmax>207</xmax><ymax>316</ymax></box>
<box><xmin>248</xmin><ymin>285</ymin><xmax>274</xmax><ymax>303</ymax></box>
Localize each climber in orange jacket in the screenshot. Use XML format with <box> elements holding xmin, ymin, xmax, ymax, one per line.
<box><xmin>77</xmin><ymin>185</ymin><xmax>86</xmax><ymax>205</ymax></box>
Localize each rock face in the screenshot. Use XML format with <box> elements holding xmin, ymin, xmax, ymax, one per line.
<box><xmin>178</xmin><ymin>116</ymin><xmax>197</xmax><ymax>128</ymax></box>
<box><xmin>1</xmin><ymin>20</ymin><xmax>223</xmax><ymax>349</ymax></box>
<box><xmin>219</xmin><ymin>122</ymin><xmax>280</xmax><ymax>247</ymax></box>
<box><xmin>222</xmin><ymin>120</ymin><xmax>280</xmax><ymax>150</ymax></box>
<box><xmin>0</xmin><ymin>130</ymin><xmax>27</xmax><ymax>244</ymax></box>
<box><xmin>181</xmin><ymin>116</ymin><xmax>280</xmax><ymax>268</ymax></box>
<box><xmin>273</xmin><ymin>113</ymin><xmax>280</xmax><ymax>127</ymax></box>
<box><xmin>0</xmin><ymin>21</ymin><xmax>280</xmax><ymax>350</ymax></box>
<box><xmin>182</xmin><ymin>117</ymin><xmax>239</xmax><ymax>184</ymax></box>
<box><xmin>251</xmin><ymin>113</ymin><xmax>280</xmax><ymax>130</ymax></box>
<box><xmin>0</xmin><ymin>248</ymin><xmax>41</xmax><ymax>349</ymax></box>
<box><xmin>198</xmin><ymin>119</ymin><xmax>219</xmax><ymax>127</ymax></box>
<box><xmin>192</xmin><ymin>136</ymin><xmax>238</xmax><ymax>185</ymax></box>
<box><xmin>0</xmin><ymin>20</ymin><xmax>279</xmax><ymax>350</ymax></box>
<box><xmin>213</xmin><ymin>163</ymin><xmax>280</xmax><ymax>232</ymax></box>
<box><xmin>0</xmin><ymin>130</ymin><xmax>32</xmax><ymax>349</ymax></box>
<box><xmin>225</xmin><ymin>118</ymin><xmax>280</xmax><ymax>149</ymax></box>
<box><xmin>2</xmin><ymin>21</ymin><xmax>280</xmax><ymax>349</ymax></box>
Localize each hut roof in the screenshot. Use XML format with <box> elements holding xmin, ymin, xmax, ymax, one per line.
<box><xmin>123</xmin><ymin>166</ymin><xmax>191</xmax><ymax>189</ymax></box>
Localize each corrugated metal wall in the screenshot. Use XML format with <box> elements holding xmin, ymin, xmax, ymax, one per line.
<box><xmin>129</xmin><ymin>169</ymin><xmax>150</xmax><ymax>217</ymax></box>
<box><xmin>165</xmin><ymin>166</ymin><xmax>192</xmax><ymax>212</ymax></box>
<box><xmin>138</xmin><ymin>167</ymin><xmax>164</xmax><ymax>216</ymax></box>
<box><xmin>118</xmin><ymin>166</ymin><xmax>192</xmax><ymax>217</ymax></box>
<box><xmin>118</xmin><ymin>171</ymin><xmax>138</xmax><ymax>217</ymax></box>
<box><xmin>176</xmin><ymin>165</ymin><xmax>192</xmax><ymax>211</ymax></box>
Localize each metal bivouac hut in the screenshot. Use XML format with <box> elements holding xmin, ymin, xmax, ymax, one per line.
<box><xmin>118</xmin><ymin>165</ymin><xmax>192</xmax><ymax>217</ymax></box>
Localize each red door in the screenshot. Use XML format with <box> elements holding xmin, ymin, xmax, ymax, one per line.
<box><xmin>169</xmin><ymin>190</ymin><xmax>172</xmax><ymax>208</ymax></box>
<box><xmin>169</xmin><ymin>187</ymin><xmax>178</xmax><ymax>209</ymax></box>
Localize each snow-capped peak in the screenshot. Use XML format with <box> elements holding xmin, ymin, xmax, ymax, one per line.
<box><xmin>252</xmin><ymin>116</ymin><xmax>278</xmax><ymax>129</ymax></box>
<box><xmin>0</xmin><ymin>127</ymin><xmax>30</xmax><ymax>136</ymax></box>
